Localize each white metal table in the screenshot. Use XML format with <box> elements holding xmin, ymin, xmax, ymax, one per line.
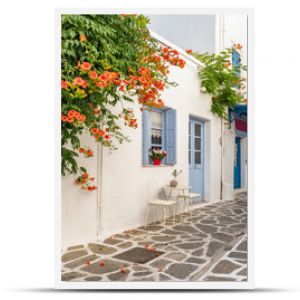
<box><xmin>163</xmin><ymin>185</ymin><xmax>192</xmax><ymax>218</ymax></box>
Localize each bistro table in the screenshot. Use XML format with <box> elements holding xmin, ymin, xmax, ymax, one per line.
<box><xmin>163</xmin><ymin>185</ymin><xmax>191</xmax><ymax>200</ymax></box>
<box><xmin>163</xmin><ymin>185</ymin><xmax>192</xmax><ymax>219</ymax></box>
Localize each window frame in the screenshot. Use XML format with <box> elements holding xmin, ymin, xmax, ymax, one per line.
<box><xmin>150</xmin><ymin>108</ymin><xmax>165</xmax><ymax>150</ymax></box>
<box><xmin>142</xmin><ymin>107</ymin><xmax>176</xmax><ymax>166</ymax></box>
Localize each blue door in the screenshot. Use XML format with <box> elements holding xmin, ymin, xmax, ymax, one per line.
<box><xmin>234</xmin><ymin>137</ymin><xmax>241</xmax><ymax>189</ymax></box>
<box><xmin>189</xmin><ymin>118</ymin><xmax>204</xmax><ymax>201</ymax></box>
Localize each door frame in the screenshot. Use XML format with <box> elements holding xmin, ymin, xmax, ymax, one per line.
<box><xmin>189</xmin><ymin>116</ymin><xmax>205</xmax><ymax>199</ymax></box>
<box><xmin>234</xmin><ymin>136</ymin><xmax>241</xmax><ymax>189</ymax></box>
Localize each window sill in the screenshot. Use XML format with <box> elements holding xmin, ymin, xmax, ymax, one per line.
<box><xmin>142</xmin><ymin>164</ymin><xmax>175</xmax><ymax>168</ymax></box>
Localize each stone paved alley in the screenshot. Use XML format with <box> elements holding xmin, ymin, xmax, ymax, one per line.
<box><xmin>61</xmin><ymin>191</ymin><xmax>247</xmax><ymax>282</ymax></box>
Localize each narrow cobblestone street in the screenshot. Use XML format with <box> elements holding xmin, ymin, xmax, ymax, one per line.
<box><xmin>61</xmin><ymin>192</ymin><xmax>247</xmax><ymax>282</ymax></box>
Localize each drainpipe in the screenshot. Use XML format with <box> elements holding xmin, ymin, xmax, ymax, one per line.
<box><xmin>219</xmin><ymin>14</ymin><xmax>225</xmax><ymax>201</ymax></box>
<box><xmin>220</xmin><ymin>118</ymin><xmax>223</xmax><ymax>200</ymax></box>
<box><xmin>96</xmin><ymin>141</ymin><xmax>104</xmax><ymax>237</ymax></box>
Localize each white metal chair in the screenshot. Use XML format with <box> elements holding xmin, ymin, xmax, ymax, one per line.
<box><xmin>144</xmin><ymin>182</ymin><xmax>176</xmax><ymax>230</ymax></box>
<box><xmin>177</xmin><ymin>187</ymin><xmax>201</xmax><ymax>217</ymax></box>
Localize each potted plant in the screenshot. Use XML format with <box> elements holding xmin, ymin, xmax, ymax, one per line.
<box><xmin>170</xmin><ymin>169</ymin><xmax>183</xmax><ymax>187</ymax></box>
<box><xmin>149</xmin><ymin>148</ymin><xmax>167</xmax><ymax>166</ymax></box>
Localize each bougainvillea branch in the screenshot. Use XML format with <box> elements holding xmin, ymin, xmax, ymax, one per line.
<box><xmin>61</xmin><ymin>14</ymin><xmax>186</xmax><ymax>190</ymax></box>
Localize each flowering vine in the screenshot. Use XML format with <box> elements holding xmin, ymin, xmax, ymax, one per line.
<box><xmin>61</xmin><ymin>14</ymin><xmax>186</xmax><ymax>190</ymax></box>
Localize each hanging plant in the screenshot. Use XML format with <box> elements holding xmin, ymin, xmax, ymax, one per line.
<box><xmin>61</xmin><ymin>14</ymin><xmax>186</xmax><ymax>190</ymax></box>
<box><xmin>186</xmin><ymin>48</ymin><xmax>247</xmax><ymax>119</ymax></box>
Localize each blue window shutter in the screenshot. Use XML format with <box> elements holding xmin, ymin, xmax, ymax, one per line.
<box><xmin>165</xmin><ymin>109</ymin><xmax>177</xmax><ymax>165</ymax></box>
<box><xmin>232</xmin><ymin>50</ymin><xmax>241</xmax><ymax>77</ymax></box>
<box><xmin>142</xmin><ymin>110</ymin><xmax>151</xmax><ymax>165</ymax></box>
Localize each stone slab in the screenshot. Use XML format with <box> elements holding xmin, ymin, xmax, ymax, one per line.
<box><xmin>81</xmin><ymin>259</ymin><xmax>125</xmax><ymax>275</ymax></box>
<box><xmin>61</xmin><ymin>272</ymin><xmax>85</xmax><ymax>281</ymax></box>
<box><xmin>113</xmin><ymin>247</ymin><xmax>164</xmax><ymax>264</ymax></box>
<box><xmin>64</xmin><ymin>254</ymin><xmax>98</xmax><ymax>269</ymax></box>
<box><xmin>61</xmin><ymin>250</ymin><xmax>88</xmax><ymax>263</ymax></box>
<box><xmin>212</xmin><ymin>260</ymin><xmax>241</xmax><ymax>274</ymax></box>
<box><xmin>88</xmin><ymin>243</ymin><xmax>117</xmax><ymax>255</ymax></box>
<box><xmin>165</xmin><ymin>263</ymin><xmax>198</xmax><ymax>280</ymax></box>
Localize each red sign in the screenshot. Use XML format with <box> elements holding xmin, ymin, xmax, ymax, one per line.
<box><xmin>235</xmin><ymin>118</ymin><xmax>247</xmax><ymax>132</ymax></box>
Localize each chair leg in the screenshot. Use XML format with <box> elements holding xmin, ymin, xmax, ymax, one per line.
<box><xmin>168</xmin><ymin>205</ymin><xmax>172</xmax><ymax>224</ymax></box>
<box><xmin>145</xmin><ymin>206</ymin><xmax>150</xmax><ymax>228</ymax></box>
<box><xmin>183</xmin><ymin>198</ymin><xmax>187</xmax><ymax>216</ymax></box>
<box><xmin>163</xmin><ymin>206</ymin><xmax>166</xmax><ymax>230</ymax></box>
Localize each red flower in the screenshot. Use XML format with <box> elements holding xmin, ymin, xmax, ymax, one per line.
<box><xmin>118</xmin><ymin>85</ymin><xmax>125</xmax><ymax>92</ymax></box>
<box><xmin>73</xmin><ymin>77</ymin><xmax>87</xmax><ymax>88</ymax></box>
<box><xmin>68</xmin><ymin>110</ymin><xmax>76</xmax><ymax>118</ymax></box>
<box><xmin>90</xmin><ymin>128</ymin><xmax>98</xmax><ymax>134</ymax></box>
<box><xmin>80</xmin><ymin>62</ymin><xmax>91</xmax><ymax>71</ymax></box>
<box><xmin>98</xmin><ymin>129</ymin><xmax>105</xmax><ymax>136</ymax></box>
<box><xmin>73</xmin><ymin>111</ymin><xmax>81</xmax><ymax>119</ymax></box>
<box><xmin>104</xmin><ymin>134</ymin><xmax>111</xmax><ymax>140</ymax></box>
<box><xmin>79</xmin><ymin>34</ymin><xmax>87</xmax><ymax>42</ymax></box>
<box><xmin>61</xmin><ymin>80</ymin><xmax>68</xmax><ymax>89</ymax></box>
<box><xmin>99</xmin><ymin>261</ymin><xmax>105</xmax><ymax>267</ymax></box>
<box><xmin>99</xmin><ymin>74</ymin><xmax>108</xmax><ymax>81</ymax></box>
<box><xmin>97</xmin><ymin>81</ymin><xmax>107</xmax><ymax>88</ymax></box>
<box><xmin>61</xmin><ymin>115</ymin><xmax>68</xmax><ymax>122</ymax></box>
<box><xmin>80</xmin><ymin>114</ymin><xmax>86</xmax><ymax>122</ymax></box>
<box><xmin>79</xmin><ymin>148</ymin><xmax>84</xmax><ymax>153</ymax></box>
<box><xmin>89</xmin><ymin>71</ymin><xmax>98</xmax><ymax>80</ymax></box>
<box><xmin>86</xmin><ymin>150</ymin><xmax>93</xmax><ymax>157</ymax></box>
<box><xmin>186</xmin><ymin>49</ymin><xmax>193</xmax><ymax>54</ymax></box>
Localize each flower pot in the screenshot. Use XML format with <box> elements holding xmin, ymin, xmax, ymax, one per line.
<box><xmin>153</xmin><ymin>159</ymin><xmax>161</xmax><ymax>166</ymax></box>
<box><xmin>170</xmin><ymin>179</ymin><xmax>178</xmax><ymax>187</ymax></box>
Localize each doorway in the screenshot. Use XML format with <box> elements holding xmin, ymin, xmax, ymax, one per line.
<box><xmin>188</xmin><ymin>118</ymin><xmax>204</xmax><ymax>201</ymax></box>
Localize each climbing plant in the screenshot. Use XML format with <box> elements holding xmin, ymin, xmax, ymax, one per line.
<box><xmin>186</xmin><ymin>47</ymin><xmax>247</xmax><ymax>119</ymax></box>
<box><xmin>61</xmin><ymin>14</ymin><xmax>186</xmax><ymax>190</ymax></box>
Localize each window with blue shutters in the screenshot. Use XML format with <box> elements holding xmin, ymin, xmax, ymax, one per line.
<box><xmin>142</xmin><ymin>108</ymin><xmax>176</xmax><ymax>165</ymax></box>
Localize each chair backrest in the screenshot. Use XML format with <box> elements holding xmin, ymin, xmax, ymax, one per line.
<box><xmin>147</xmin><ymin>180</ymin><xmax>164</xmax><ymax>201</ymax></box>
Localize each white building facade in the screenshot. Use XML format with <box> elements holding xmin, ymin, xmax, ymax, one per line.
<box><xmin>61</xmin><ymin>15</ymin><xmax>248</xmax><ymax>248</ymax></box>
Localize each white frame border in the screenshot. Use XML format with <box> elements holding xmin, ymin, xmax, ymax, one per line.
<box><xmin>55</xmin><ymin>7</ymin><xmax>255</xmax><ymax>290</ymax></box>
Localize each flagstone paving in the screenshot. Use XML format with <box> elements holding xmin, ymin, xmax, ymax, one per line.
<box><xmin>61</xmin><ymin>191</ymin><xmax>248</xmax><ymax>282</ymax></box>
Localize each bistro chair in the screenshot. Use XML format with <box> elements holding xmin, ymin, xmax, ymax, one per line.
<box><xmin>177</xmin><ymin>187</ymin><xmax>201</xmax><ymax>217</ymax></box>
<box><xmin>144</xmin><ymin>181</ymin><xmax>176</xmax><ymax>230</ymax></box>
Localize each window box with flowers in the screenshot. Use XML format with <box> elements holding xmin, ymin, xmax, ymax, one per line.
<box><xmin>149</xmin><ymin>148</ymin><xmax>167</xmax><ymax>166</ymax></box>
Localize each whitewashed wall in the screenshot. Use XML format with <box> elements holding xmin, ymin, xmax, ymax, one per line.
<box><xmin>219</xmin><ymin>14</ymin><xmax>248</xmax><ymax>196</ymax></box>
<box><xmin>241</xmin><ymin>137</ymin><xmax>248</xmax><ymax>188</ymax></box>
<box><xmin>61</xmin><ymin>134</ymin><xmax>98</xmax><ymax>247</ymax></box>
<box><xmin>61</xmin><ymin>58</ymin><xmax>223</xmax><ymax>247</ymax></box>
<box><xmin>99</xmin><ymin>62</ymin><xmax>223</xmax><ymax>240</ymax></box>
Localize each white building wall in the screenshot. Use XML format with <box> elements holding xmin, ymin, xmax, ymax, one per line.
<box><xmin>61</xmin><ymin>58</ymin><xmax>223</xmax><ymax>247</ymax></box>
<box><xmin>100</xmin><ymin>62</ymin><xmax>222</xmax><ymax>240</ymax></box>
<box><xmin>218</xmin><ymin>14</ymin><xmax>248</xmax><ymax>196</ymax></box>
<box><xmin>61</xmin><ymin>134</ymin><xmax>98</xmax><ymax>247</ymax></box>
<box><xmin>222</xmin><ymin>126</ymin><xmax>235</xmax><ymax>200</ymax></box>
<box><xmin>241</xmin><ymin>137</ymin><xmax>248</xmax><ymax>188</ymax></box>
